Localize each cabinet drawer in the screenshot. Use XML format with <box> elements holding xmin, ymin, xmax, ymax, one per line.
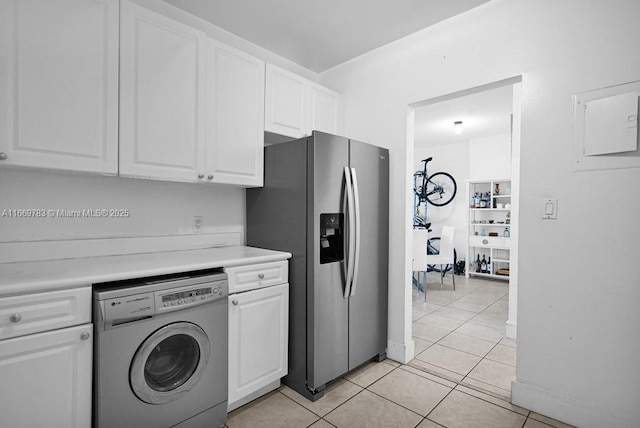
<box><xmin>469</xmin><ymin>236</ymin><xmax>505</xmax><ymax>248</ymax></box>
<box><xmin>225</xmin><ymin>261</ymin><xmax>288</xmax><ymax>293</ymax></box>
<box><xmin>0</xmin><ymin>287</ymin><xmax>91</xmax><ymax>340</ymax></box>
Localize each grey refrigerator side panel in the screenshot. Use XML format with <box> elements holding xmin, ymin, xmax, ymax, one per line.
<box><xmin>246</xmin><ymin>138</ymin><xmax>309</xmax><ymax>393</ymax></box>
<box><xmin>307</xmin><ymin>131</ymin><xmax>350</xmax><ymax>390</ymax></box>
<box><xmin>348</xmin><ymin>141</ymin><xmax>389</xmax><ymax>370</ymax></box>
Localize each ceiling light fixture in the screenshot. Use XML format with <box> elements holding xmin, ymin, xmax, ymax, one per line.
<box><xmin>453</xmin><ymin>120</ymin><xmax>463</xmax><ymax>134</ymax></box>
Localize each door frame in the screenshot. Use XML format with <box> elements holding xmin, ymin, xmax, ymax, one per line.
<box><xmin>404</xmin><ymin>76</ymin><xmax>523</xmax><ymax>360</ymax></box>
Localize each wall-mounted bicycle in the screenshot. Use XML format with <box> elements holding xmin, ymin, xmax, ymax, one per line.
<box><xmin>413</xmin><ymin>157</ymin><xmax>457</xmax><ymax>220</ymax></box>
<box><xmin>412</xmin><ymin>157</ymin><xmax>458</xmax><ymax>290</ymax></box>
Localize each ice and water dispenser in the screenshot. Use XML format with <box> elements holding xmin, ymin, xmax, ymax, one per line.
<box><xmin>319</xmin><ymin>213</ymin><xmax>344</xmax><ymax>264</ymax></box>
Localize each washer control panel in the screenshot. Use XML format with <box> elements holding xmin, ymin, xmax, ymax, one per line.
<box><xmin>94</xmin><ymin>270</ymin><xmax>228</xmax><ymax>328</ymax></box>
<box><xmin>155</xmin><ymin>279</ymin><xmax>227</xmax><ymax>314</ymax></box>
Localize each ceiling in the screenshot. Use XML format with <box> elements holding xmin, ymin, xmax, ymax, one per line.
<box><xmin>414</xmin><ymin>85</ymin><xmax>513</xmax><ymax>148</ymax></box>
<box><xmin>164</xmin><ymin>0</ymin><xmax>492</xmax><ymax>73</ymax></box>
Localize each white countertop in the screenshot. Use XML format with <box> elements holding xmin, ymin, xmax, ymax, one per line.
<box><xmin>0</xmin><ymin>246</ymin><xmax>291</xmax><ymax>297</ymax></box>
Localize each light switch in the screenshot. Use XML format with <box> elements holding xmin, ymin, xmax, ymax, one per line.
<box><xmin>545</xmin><ymin>202</ymin><xmax>554</xmax><ymax>215</ymax></box>
<box><xmin>542</xmin><ymin>198</ymin><xmax>558</xmax><ymax>220</ymax></box>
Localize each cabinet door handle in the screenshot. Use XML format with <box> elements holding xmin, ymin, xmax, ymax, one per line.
<box><xmin>207</xmin><ymin>174</ymin><xmax>214</xmax><ymax>180</ymax></box>
<box><xmin>258</xmin><ymin>273</ymin><xmax>265</xmax><ymax>279</ymax></box>
<box><xmin>482</xmin><ymin>239</ymin><xmax>488</xmax><ymax>244</ymax></box>
<box><xmin>198</xmin><ymin>173</ymin><xmax>205</xmax><ymax>179</ymax></box>
<box><xmin>80</xmin><ymin>331</ymin><xmax>91</xmax><ymax>341</ymax></box>
<box><xmin>232</xmin><ymin>300</ymin><xmax>239</xmax><ymax>306</ymax></box>
<box><xmin>9</xmin><ymin>313</ymin><xmax>22</xmax><ymax>323</ymax></box>
<box><xmin>0</xmin><ymin>152</ymin><xmax>7</xmax><ymax>160</ymax></box>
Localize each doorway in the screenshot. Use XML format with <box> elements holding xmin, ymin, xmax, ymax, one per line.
<box><xmin>406</xmin><ymin>77</ymin><xmax>522</xmax><ymax>399</ymax></box>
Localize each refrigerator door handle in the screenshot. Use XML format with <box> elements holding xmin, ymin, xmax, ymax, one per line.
<box><xmin>350</xmin><ymin>167</ymin><xmax>361</xmax><ymax>297</ymax></box>
<box><xmin>344</xmin><ymin>166</ymin><xmax>356</xmax><ymax>298</ymax></box>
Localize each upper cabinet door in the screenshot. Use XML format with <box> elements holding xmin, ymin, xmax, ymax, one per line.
<box><xmin>119</xmin><ymin>0</ymin><xmax>206</xmax><ymax>182</ymax></box>
<box><xmin>265</xmin><ymin>65</ymin><xmax>309</xmax><ymax>138</ymax></box>
<box><xmin>309</xmin><ymin>83</ymin><xmax>342</xmax><ymax>135</ymax></box>
<box><xmin>206</xmin><ymin>40</ymin><xmax>265</xmax><ymax>187</ymax></box>
<box><xmin>0</xmin><ymin>0</ymin><xmax>119</xmax><ymax>174</ymax></box>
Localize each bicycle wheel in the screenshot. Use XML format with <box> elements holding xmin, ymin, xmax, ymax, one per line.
<box><xmin>426</xmin><ymin>237</ymin><xmax>457</xmax><ymax>273</ymax></box>
<box><xmin>425</xmin><ymin>172</ymin><xmax>457</xmax><ymax>207</ymax></box>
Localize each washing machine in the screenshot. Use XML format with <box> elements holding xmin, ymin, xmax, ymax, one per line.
<box><xmin>93</xmin><ymin>269</ymin><xmax>228</xmax><ymax>428</ymax></box>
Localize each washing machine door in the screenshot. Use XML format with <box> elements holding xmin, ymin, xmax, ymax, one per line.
<box><xmin>130</xmin><ymin>322</ymin><xmax>210</xmax><ymax>404</ymax></box>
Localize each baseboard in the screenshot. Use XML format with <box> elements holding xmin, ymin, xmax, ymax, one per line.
<box><xmin>387</xmin><ymin>338</ymin><xmax>415</xmax><ymax>364</ymax></box>
<box><xmin>511</xmin><ymin>379</ymin><xmax>639</xmax><ymax>428</ymax></box>
<box><xmin>0</xmin><ymin>228</ymin><xmax>243</xmax><ymax>263</ymax></box>
<box><xmin>505</xmin><ymin>320</ymin><xmax>517</xmax><ymax>339</ymax></box>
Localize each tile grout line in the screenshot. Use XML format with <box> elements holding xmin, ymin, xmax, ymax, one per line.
<box><xmin>411</xmin><ymin>285</ymin><xmax>529</xmax><ymax>422</ymax></box>
<box><xmin>325</xmin><ymin>365</ymin><xmax>424</xmax><ymax>425</ymax></box>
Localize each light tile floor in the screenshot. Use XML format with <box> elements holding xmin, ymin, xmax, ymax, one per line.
<box><xmin>225</xmin><ymin>274</ymin><xmax>575</xmax><ymax>428</ymax></box>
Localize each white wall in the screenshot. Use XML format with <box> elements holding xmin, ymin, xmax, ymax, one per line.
<box><xmin>321</xmin><ymin>0</ymin><xmax>640</xmax><ymax>427</ymax></box>
<box><xmin>469</xmin><ymin>134</ymin><xmax>511</xmax><ymax>180</ymax></box>
<box><xmin>0</xmin><ymin>168</ymin><xmax>245</xmax><ymax>260</ymax></box>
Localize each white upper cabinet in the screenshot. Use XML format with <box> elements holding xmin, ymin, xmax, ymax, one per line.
<box><xmin>265</xmin><ymin>65</ymin><xmax>309</xmax><ymax>138</ymax></box>
<box><xmin>119</xmin><ymin>0</ymin><xmax>206</xmax><ymax>182</ymax></box>
<box><xmin>0</xmin><ymin>0</ymin><xmax>119</xmax><ymax>174</ymax></box>
<box><xmin>309</xmin><ymin>83</ymin><xmax>342</xmax><ymax>136</ymax></box>
<box><xmin>265</xmin><ymin>64</ymin><xmax>342</xmax><ymax>138</ymax></box>
<box><xmin>206</xmin><ymin>40</ymin><xmax>265</xmax><ymax>187</ymax></box>
<box><xmin>120</xmin><ymin>2</ymin><xmax>265</xmax><ymax>186</ymax></box>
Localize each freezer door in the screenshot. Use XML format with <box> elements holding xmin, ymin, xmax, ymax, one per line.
<box><xmin>348</xmin><ymin>140</ymin><xmax>389</xmax><ymax>370</ymax></box>
<box><xmin>307</xmin><ymin>132</ymin><xmax>350</xmax><ymax>390</ymax></box>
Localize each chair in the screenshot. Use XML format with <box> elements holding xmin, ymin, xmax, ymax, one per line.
<box><xmin>413</xmin><ymin>226</ymin><xmax>456</xmax><ymax>302</ymax></box>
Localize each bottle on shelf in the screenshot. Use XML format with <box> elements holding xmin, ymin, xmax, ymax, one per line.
<box><xmin>476</xmin><ymin>254</ymin><xmax>481</xmax><ymax>272</ymax></box>
<box><xmin>504</xmin><ymin>227</ymin><xmax>510</xmax><ymax>237</ymax></box>
<box><xmin>481</xmin><ymin>255</ymin><xmax>487</xmax><ymax>273</ymax></box>
<box><xmin>487</xmin><ymin>257</ymin><xmax>492</xmax><ymax>275</ymax></box>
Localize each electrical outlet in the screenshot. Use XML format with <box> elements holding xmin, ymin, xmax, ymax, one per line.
<box><xmin>193</xmin><ymin>216</ymin><xmax>203</xmax><ymax>233</ymax></box>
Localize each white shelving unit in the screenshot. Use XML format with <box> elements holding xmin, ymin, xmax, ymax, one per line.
<box><xmin>466</xmin><ymin>179</ymin><xmax>512</xmax><ymax>280</ymax></box>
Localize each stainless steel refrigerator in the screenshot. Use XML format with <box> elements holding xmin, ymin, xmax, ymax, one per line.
<box><xmin>246</xmin><ymin>131</ymin><xmax>389</xmax><ymax>401</ymax></box>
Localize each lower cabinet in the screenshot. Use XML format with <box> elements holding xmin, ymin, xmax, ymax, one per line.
<box><xmin>228</xmin><ymin>282</ymin><xmax>288</xmax><ymax>410</ymax></box>
<box><xmin>0</xmin><ymin>323</ymin><xmax>93</xmax><ymax>428</ymax></box>
<box><xmin>0</xmin><ymin>286</ymin><xmax>92</xmax><ymax>428</ymax></box>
